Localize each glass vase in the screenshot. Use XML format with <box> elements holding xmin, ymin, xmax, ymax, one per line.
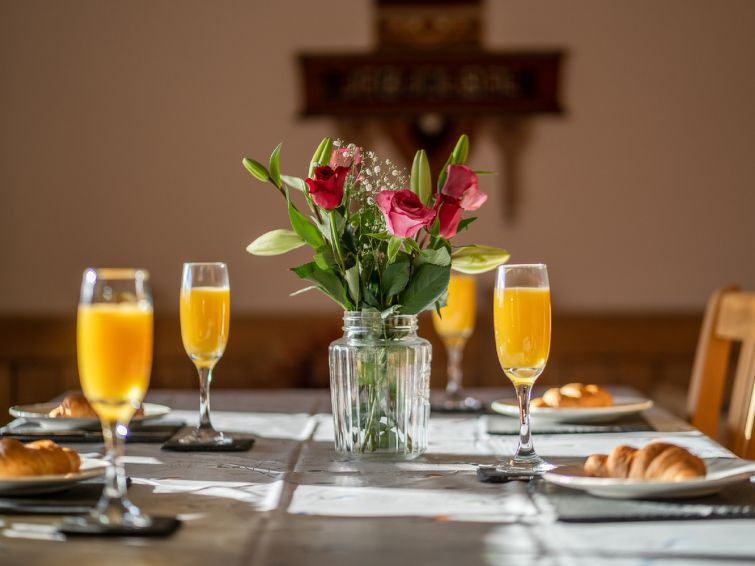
<box><xmin>329</xmin><ymin>311</ymin><xmax>431</xmax><ymax>460</ymax></box>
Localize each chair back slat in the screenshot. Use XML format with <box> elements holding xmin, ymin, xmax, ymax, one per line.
<box><xmin>726</xmin><ymin>341</ymin><xmax>755</xmax><ymax>459</ymax></box>
<box><xmin>717</xmin><ymin>293</ymin><xmax>755</xmax><ymax>341</ymax></box>
<box><xmin>687</xmin><ymin>287</ymin><xmax>736</xmax><ymax>437</ymax></box>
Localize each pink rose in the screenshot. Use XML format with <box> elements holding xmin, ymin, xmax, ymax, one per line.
<box><xmin>376</xmin><ymin>189</ymin><xmax>436</xmax><ymax>238</ymax></box>
<box><xmin>435</xmin><ymin>196</ymin><xmax>464</xmax><ymax>239</ymax></box>
<box><xmin>329</xmin><ymin>147</ymin><xmax>361</xmax><ymax>169</ymax></box>
<box><xmin>305</xmin><ymin>165</ymin><xmax>349</xmax><ymax>210</ymax></box>
<box><xmin>440</xmin><ymin>164</ymin><xmax>487</xmax><ymax>211</ymax></box>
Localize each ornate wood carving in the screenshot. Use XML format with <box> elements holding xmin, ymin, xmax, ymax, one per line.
<box><xmin>298</xmin><ymin>0</ymin><xmax>565</xmax><ymax>220</ymax></box>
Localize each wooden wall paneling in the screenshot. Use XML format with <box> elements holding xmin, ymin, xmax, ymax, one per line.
<box><xmin>0</xmin><ymin>364</ymin><xmax>11</xmax><ymax>425</ymax></box>
<box><xmin>0</xmin><ymin>312</ymin><xmax>702</xmax><ymax>420</ymax></box>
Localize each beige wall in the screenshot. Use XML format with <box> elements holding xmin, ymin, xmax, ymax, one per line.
<box><xmin>2</xmin><ymin>0</ymin><xmax>754</xmax><ymax>315</ymax></box>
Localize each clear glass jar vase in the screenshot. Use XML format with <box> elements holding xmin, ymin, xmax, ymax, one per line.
<box><xmin>329</xmin><ymin>311</ymin><xmax>431</xmax><ymax>460</ymax></box>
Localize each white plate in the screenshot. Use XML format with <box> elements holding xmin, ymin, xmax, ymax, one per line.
<box><xmin>0</xmin><ymin>458</ymin><xmax>107</xmax><ymax>495</ymax></box>
<box><xmin>490</xmin><ymin>397</ymin><xmax>654</xmax><ymax>424</ymax></box>
<box><xmin>543</xmin><ymin>460</ymin><xmax>755</xmax><ymax>499</ymax></box>
<box><xmin>9</xmin><ymin>402</ymin><xmax>171</xmax><ymax>430</ymax></box>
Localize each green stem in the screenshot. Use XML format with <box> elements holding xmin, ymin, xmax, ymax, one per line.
<box><xmin>329</xmin><ymin>211</ymin><xmax>345</xmax><ymax>269</ymax></box>
<box><xmin>302</xmin><ymin>186</ymin><xmax>322</xmax><ymax>223</ymax></box>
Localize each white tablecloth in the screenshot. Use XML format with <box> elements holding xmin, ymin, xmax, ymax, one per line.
<box><xmin>1</xmin><ymin>389</ymin><xmax>752</xmax><ymax>566</ymax></box>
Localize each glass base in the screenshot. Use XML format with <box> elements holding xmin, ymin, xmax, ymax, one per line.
<box><xmin>497</xmin><ymin>454</ymin><xmax>555</xmax><ymax>474</ymax></box>
<box><xmin>66</xmin><ymin>494</ymin><xmax>152</xmax><ymax>530</ymax></box>
<box><xmin>439</xmin><ymin>395</ymin><xmax>483</xmax><ymax>411</ymax></box>
<box><xmin>174</xmin><ymin>428</ymin><xmax>232</xmax><ymax>446</ymax></box>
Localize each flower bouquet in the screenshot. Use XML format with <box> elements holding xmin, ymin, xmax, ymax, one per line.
<box><xmin>243</xmin><ymin>136</ymin><xmax>508</xmax><ymax>458</ymax></box>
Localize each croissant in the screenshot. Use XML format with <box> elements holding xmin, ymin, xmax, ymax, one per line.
<box><xmin>584</xmin><ymin>442</ymin><xmax>706</xmax><ymax>481</ymax></box>
<box><xmin>49</xmin><ymin>393</ymin><xmax>144</xmax><ymax>418</ymax></box>
<box><xmin>49</xmin><ymin>393</ymin><xmax>98</xmax><ymax>418</ymax></box>
<box><xmin>0</xmin><ymin>439</ymin><xmax>81</xmax><ymax>478</ymax></box>
<box><xmin>531</xmin><ymin>383</ymin><xmax>613</xmax><ymax>409</ymax></box>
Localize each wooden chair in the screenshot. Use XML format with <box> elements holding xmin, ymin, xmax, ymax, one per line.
<box><xmin>687</xmin><ymin>287</ymin><xmax>755</xmax><ymax>458</ymax></box>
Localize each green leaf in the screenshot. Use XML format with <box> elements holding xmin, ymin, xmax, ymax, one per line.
<box><xmin>457</xmin><ymin>217</ymin><xmax>478</xmax><ymax>233</ymax></box>
<box><xmin>381</xmin><ymin>256</ymin><xmax>410</xmax><ymax>297</ymax></box>
<box><xmin>451</xmin><ymin>245</ymin><xmax>510</xmax><ymax>274</ymax></box>
<box><xmin>281</xmin><ymin>175</ymin><xmax>307</xmax><ymax>192</ymax></box>
<box><xmin>287</xmin><ymin>191</ymin><xmax>325</xmax><ymax>249</ymax></box>
<box><xmin>451</xmin><ymin>134</ymin><xmax>469</xmax><ymax>164</ymax></box>
<box><xmin>246</xmin><ymin>229</ymin><xmax>306</xmax><ymax>256</ymax></box>
<box><xmin>313</xmin><ymin>248</ymin><xmax>337</xmax><ymax>270</ymax></box>
<box><xmin>410</xmin><ymin>149</ymin><xmax>432</xmax><ymax>205</ymax></box>
<box><xmin>418</xmin><ymin>247</ymin><xmax>451</xmax><ymax>267</ymax></box>
<box><xmin>309</xmin><ymin>137</ymin><xmax>333</xmax><ymax>177</ymax></box>
<box><xmin>242</xmin><ymin>158</ymin><xmax>270</xmax><ymax>183</ymax></box>
<box><xmin>474</xmin><ymin>170</ymin><xmax>496</xmax><ymax>176</ymax></box>
<box><xmin>363</xmin><ymin>232</ymin><xmax>391</xmax><ymax>241</ymax></box>
<box><xmin>399</xmin><ymin>263</ymin><xmax>451</xmax><ymax>315</ymax></box>
<box><xmin>381</xmin><ymin>305</ymin><xmax>400</xmax><ymax>319</ymax></box>
<box><xmin>268</xmin><ymin>142</ymin><xmax>283</xmax><ymax>189</ymax></box>
<box><xmin>387</xmin><ymin>236</ymin><xmax>402</xmax><ymax>263</ymax></box>
<box><xmin>291</xmin><ymin>262</ymin><xmax>348</xmax><ymax>309</ymax></box>
<box><xmin>403</xmin><ymin>237</ymin><xmax>421</xmax><ymax>253</ymax></box>
<box><xmin>345</xmin><ymin>263</ymin><xmax>361</xmax><ymax>306</ymax></box>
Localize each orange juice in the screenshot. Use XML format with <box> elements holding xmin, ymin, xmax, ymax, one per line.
<box><xmin>432</xmin><ymin>275</ymin><xmax>476</xmax><ymax>346</ymax></box>
<box><xmin>494</xmin><ymin>287</ymin><xmax>551</xmax><ymax>385</ymax></box>
<box><xmin>180</xmin><ymin>286</ymin><xmax>230</xmax><ymax>367</ymax></box>
<box><xmin>77</xmin><ymin>303</ymin><xmax>153</xmax><ymax>422</ymax></box>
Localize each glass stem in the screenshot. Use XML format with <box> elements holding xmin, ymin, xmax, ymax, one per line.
<box><xmin>514</xmin><ymin>383</ymin><xmax>535</xmax><ymax>459</ymax></box>
<box><xmin>197</xmin><ymin>365</ymin><xmax>215</xmax><ymax>431</ymax></box>
<box><xmin>102</xmin><ymin>419</ymin><xmax>128</xmax><ymax>501</ymax></box>
<box><xmin>445</xmin><ymin>343</ymin><xmax>464</xmax><ymax>398</ymax></box>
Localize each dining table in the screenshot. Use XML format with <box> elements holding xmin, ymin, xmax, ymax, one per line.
<box><xmin>1</xmin><ymin>387</ymin><xmax>754</xmax><ymax>565</ymax></box>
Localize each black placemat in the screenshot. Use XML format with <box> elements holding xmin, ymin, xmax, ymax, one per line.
<box><xmin>0</xmin><ymin>478</ymin><xmax>131</xmax><ymax>515</ymax></box>
<box><xmin>0</xmin><ymin>420</ymin><xmax>186</xmax><ymax>444</ymax></box>
<box><xmin>58</xmin><ymin>516</ymin><xmax>181</xmax><ymax>537</ymax></box>
<box><xmin>485</xmin><ymin>413</ymin><xmax>656</xmax><ymax>435</ymax></box>
<box><xmin>162</xmin><ymin>435</ymin><xmax>255</xmax><ymax>452</ymax></box>
<box><xmin>531</xmin><ymin>479</ymin><xmax>755</xmax><ymax>522</ymax></box>
<box><xmin>431</xmin><ymin>404</ymin><xmax>484</xmax><ymax>414</ymax></box>
<box><xmin>477</xmin><ymin>465</ymin><xmax>540</xmax><ymax>483</ymax></box>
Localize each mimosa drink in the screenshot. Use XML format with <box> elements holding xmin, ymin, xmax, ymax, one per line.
<box><xmin>177</xmin><ymin>262</ymin><xmax>231</xmax><ymax>446</ymax></box>
<box><xmin>494</xmin><ymin>287</ymin><xmax>551</xmax><ymax>386</ymax></box>
<box><xmin>431</xmin><ymin>274</ymin><xmax>481</xmax><ymax>410</ymax></box>
<box><xmin>180</xmin><ymin>286</ymin><xmax>230</xmax><ymax>367</ymax></box>
<box><xmin>432</xmin><ymin>274</ymin><xmax>476</xmax><ymax>346</ymax></box>
<box><xmin>493</xmin><ymin>263</ymin><xmax>553</xmax><ymax>472</ymax></box>
<box><xmin>77</xmin><ymin>303</ymin><xmax>153</xmax><ymax>422</ymax></box>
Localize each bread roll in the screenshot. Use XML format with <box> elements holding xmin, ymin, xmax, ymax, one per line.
<box><xmin>0</xmin><ymin>439</ymin><xmax>81</xmax><ymax>478</ymax></box>
<box><xmin>532</xmin><ymin>383</ymin><xmax>613</xmax><ymax>409</ymax></box>
<box><xmin>49</xmin><ymin>393</ymin><xmax>144</xmax><ymax>418</ymax></box>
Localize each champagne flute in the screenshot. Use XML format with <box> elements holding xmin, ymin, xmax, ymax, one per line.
<box><xmin>177</xmin><ymin>262</ymin><xmax>231</xmax><ymax>446</ymax></box>
<box><xmin>493</xmin><ymin>264</ymin><xmax>553</xmax><ymax>473</ymax></box>
<box><xmin>76</xmin><ymin>268</ymin><xmax>153</xmax><ymax>528</ymax></box>
<box><xmin>432</xmin><ymin>274</ymin><xmax>482</xmax><ymax>410</ymax></box>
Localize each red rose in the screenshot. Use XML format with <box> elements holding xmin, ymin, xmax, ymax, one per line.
<box><xmin>376</xmin><ymin>189</ymin><xmax>436</xmax><ymax>238</ymax></box>
<box><xmin>435</xmin><ymin>195</ymin><xmax>464</xmax><ymax>239</ymax></box>
<box><xmin>305</xmin><ymin>165</ymin><xmax>349</xmax><ymax>210</ymax></box>
<box><xmin>440</xmin><ymin>164</ymin><xmax>487</xmax><ymax>211</ymax></box>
